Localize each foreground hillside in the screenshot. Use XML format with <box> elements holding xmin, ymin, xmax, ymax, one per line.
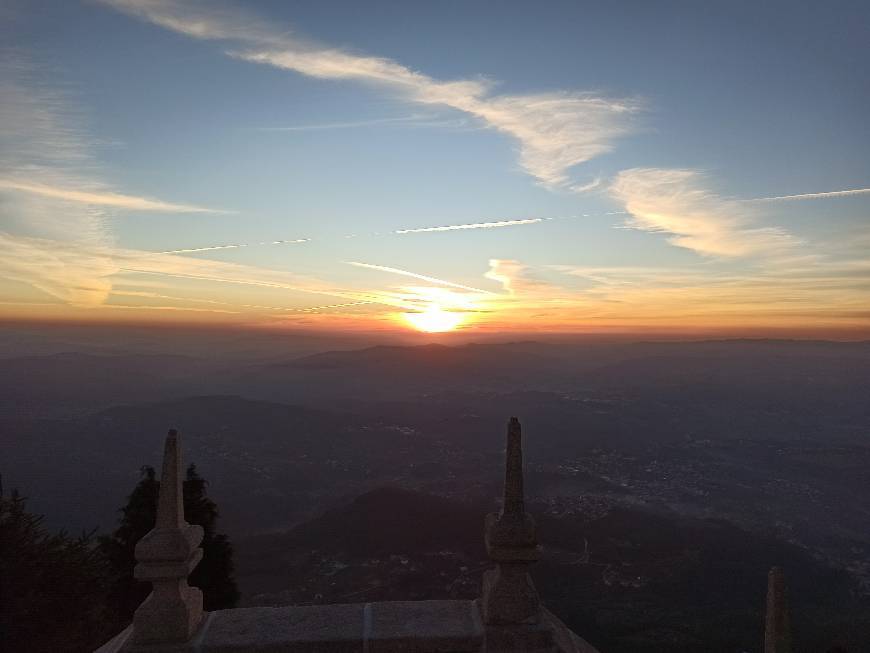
<box><xmin>236</xmin><ymin>487</ymin><xmax>870</xmax><ymax>653</ymax></box>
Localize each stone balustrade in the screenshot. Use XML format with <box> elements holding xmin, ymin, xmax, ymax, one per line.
<box><xmin>95</xmin><ymin>420</ymin><xmax>600</xmax><ymax>653</ymax></box>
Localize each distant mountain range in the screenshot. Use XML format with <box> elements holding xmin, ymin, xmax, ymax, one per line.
<box><xmin>1</xmin><ymin>394</ymin><xmax>457</xmax><ymax>534</ymax></box>
<box><xmin>0</xmin><ymin>352</ymin><xmax>217</xmax><ymax>416</ymax></box>
<box><xmin>3</xmin><ymin>339</ymin><xmax>869</xmax><ymax>532</ymax></box>
<box><xmin>2</xmin><ymin>338</ymin><xmax>869</xmax><ymax>650</ymax></box>
<box><xmin>3</xmin><ymin>338</ymin><xmax>869</xmax><ymax>411</ymax></box>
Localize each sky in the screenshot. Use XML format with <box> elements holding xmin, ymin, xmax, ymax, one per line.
<box><xmin>1</xmin><ymin>0</ymin><xmax>869</xmax><ymax>338</ymax></box>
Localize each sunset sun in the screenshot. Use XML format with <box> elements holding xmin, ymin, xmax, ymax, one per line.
<box><xmin>402</xmin><ymin>305</ymin><xmax>464</xmax><ymax>333</ymax></box>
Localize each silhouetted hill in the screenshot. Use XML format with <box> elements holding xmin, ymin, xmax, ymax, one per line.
<box><xmin>5</xmin><ymin>340</ymin><xmax>869</xmax><ymax>422</ymax></box>
<box><xmin>1</xmin><ymin>395</ymin><xmax>444</xmax><ymax>534</ymax></box>
<box><xmin>95</xmin><ymin>395</ymin><xmax>356</xmax><ymax>450</ymax></box>
<box><xmin>236</xmin><ymin>342</ymin><xmax>574</xmax><ymax>403</ymax></box>
<box><xmin>0</xmin><ymin>352</ymin><xmax>218</xmax><ymax>417</ymax></box>
<box><xmin>235</xmin><ymin>486</ymin><xmax>489</xmax><ymax>604</ymax></box>
<box><xmin>234</xmin><ymin>488</ymin><xmax>870</xmax><ymax>653</ymax></box>
<box><xmin>228</xmin><ymin>340</ymin><xmax>870</xmax><ymax>415</ymax></box>
<box><xmin>287</xmin><ymin>343</ymin><xmax>553</xmax><ymax>371</ymax></box>
<box><xmin>243</xmin><ymin>487</ymin><xmax>485</xmax><ymax>561</ymax></box>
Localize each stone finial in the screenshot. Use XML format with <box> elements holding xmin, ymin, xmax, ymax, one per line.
<box><xmin>764</xmin><ymin>566</ymin><xmax>792</xmax><ymax>653</ymax></box>
<box><xmin>132</xmin><ymin>430</ymin><xmax>204</xmax><ymax>645</ymax></box>
<box><xmin>503</xmin><ymin>417</ymin><xmax>524</xmax><ymax>516</ymax></box>
<box><xmin>155</xmin><ymin>429</ymin><xmax>185</xmax><ymax>530</ymax></box>
<box><xmin>481</xmin><ymin>418</ymin><xmax>542</xmax><ymax>627</ymax></box>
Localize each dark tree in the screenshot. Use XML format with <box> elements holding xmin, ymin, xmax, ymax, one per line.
<box><xmin>98</xmin><ymin>466</ymin><xmax>159</xmax><ymax>624</ymax></box>
<box><xmin>184</xmin><ymin>464</ymin><xmax>241</xmax><ymax>610</ymax></box>
<box><xmin>100</xmin><ymin>464</ymin><xmax>239</xmax><ymax>624</ymax></box>
<box><xmin>0</xmin><ymin>488</ymin><xmax>113</xmax><ymax>652</ymax></box>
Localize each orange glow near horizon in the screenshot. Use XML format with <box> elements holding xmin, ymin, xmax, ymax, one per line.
<box><xmin>4</xmin><ymin>291</ymin><xmax>870</xmax><ymax>341</ymax></box>
<box><xmin>401</xmin><ymin>305</ymin><xmax>466</xmax><ymax>333</ymax></box>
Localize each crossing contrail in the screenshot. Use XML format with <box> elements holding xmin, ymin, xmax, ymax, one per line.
<box><xmin>750</xmin><ymin>187</ymin><xmax>870</xmax><ymax>202</ymax></box>
<box><xmin>160</xmin><ymin>239</ymin><xmax>310</xmax><ymax>254</ymax></box>
<box><xmin>346</xmin><ymin>261</ymin><xmax>498</xmax><ymax>295</ymax></box>
<box><xmin>393</xmin><ymin>218</ymin><xmax>542</xmax><ymax>234</ymax></box>
<box><xmin>157</xmin><ymin>211</ymin><xmax>627</xmax><ymax>255</ymax></box>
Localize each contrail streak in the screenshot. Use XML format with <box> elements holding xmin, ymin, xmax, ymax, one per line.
<box><xmin>111</xmin><ymin>290</ymin><xmax>232</xmax><ymax>305</ymax></box>
<box><xmin>296</xmin><ymin>300</ymin><xmax>375</xmax><ymax>312</ymax></box>
<box><xmin>346</xmin><ymin>261</ymin><xmax>497</xmax><ymax>295</ymax></box>
<box><xmin>161</xmin><ymin>239</ymin><xmax>310</xmax><ymax>254</ymax></box>
<box><xmin>119</xmin><ymin>269</ymin><xmax>418</xmax><ymax>312</ymax></box>
<box><xmin>160</xmin><ymin>244</ymin><xmax>246</xmax><ymax>254</ymax></box>
<box><xmin>394</xmin><ymin>218</ymin><xmax>542</xmax><ymax>234</ymax></box>
<box><xmin>107</xmin><ymin>304</ymin><xmax>240</xmax><ymax>314</ymax></box>
<box><xmin>157</xmin><ymin>211</ymin><xmax>626</xmax><ymax>256</ymax></box>
<box><xmin>751</xmin><ymin>187</ymin><xmax>870</xmax><ymax>201</ymax></box>
<box><xmin>113</xmin><ymin>289</ymin><xmax>376</xmax><ymax>313</ymax></box>
<box><xmin>160</xmin><ymin>217</ymin><xmax>549</xmax><ymax>254</ymax></box>
<box><xmin>0</xmin><ymin>179</ymin><xmax>225</xmax><ymax>213</ymax></box>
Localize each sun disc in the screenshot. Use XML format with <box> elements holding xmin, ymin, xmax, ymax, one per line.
<box><xmin>402</xmin><ymin>305</ymin><xmax>464</xmax><ymax>333</ymax></box>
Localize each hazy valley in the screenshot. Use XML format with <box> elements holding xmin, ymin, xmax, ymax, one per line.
<box><xmin>2</xmin><ymin>331</ymin><xmax>869</xmax><ymax>650</ymax></box>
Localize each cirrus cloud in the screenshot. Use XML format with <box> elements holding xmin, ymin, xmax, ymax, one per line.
<box><xmin>98</xmin><ymin>0</ymin><xmax>640</xmax><ymax>191</ymax></box>
<box><xmin>610</xmin><ymin>168</ymin><xmax>797</xmax><ymax>257</ymax></box>
<box><xmin>0</xmin><ymin>179</ymin><xmax>225</xmax><ymax>213</ymax></box>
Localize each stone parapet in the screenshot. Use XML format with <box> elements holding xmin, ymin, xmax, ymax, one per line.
<box><xmin>96</xmin><ymin>600</ymin><xmax>601</xmax><ymax>653</ymax></box>
<box><xmin>95</xmin><ymin>420</ymin><xmax>601</xmax><ymax>653</ymax></box>
<box><xmin>97</xmin><ymin>600</ymin><xmax>484</xmax><ymax>653</ymax></box>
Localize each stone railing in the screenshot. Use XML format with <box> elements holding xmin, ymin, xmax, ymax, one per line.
<box><xmin>96</xmin><ymin>420</ymin><xmax>601</xmax><ymax>652</ymax></box>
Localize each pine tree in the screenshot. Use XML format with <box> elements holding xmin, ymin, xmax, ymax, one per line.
<box><xmin>99</xmin><ymin>463</ymin><xmax>239</xmax><ymax>624</ymax></box>
<box><xmin>0</xmin><ymin>488</ymin><xmax>113</xmax><ymax>652</ymax></box>
<box><xmin>184</xmin><ymin>464</ymin><xmax>241</xmax><ymax>610</ymax></box>
<box><xmin>98</xmin><ymin>466</ymin><xmax>159</xmax><ymax>623</ymax></box>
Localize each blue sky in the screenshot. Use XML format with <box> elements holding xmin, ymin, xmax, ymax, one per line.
<box><xmin>1</xmin><ymin>0</ymin><xmax>868</xmax><ymax>335</ymax></box>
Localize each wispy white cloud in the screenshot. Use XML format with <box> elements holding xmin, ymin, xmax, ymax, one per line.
<box><xmin>106</xmin><ymin>303</ymin><xmax>240</xmax><ymax>314</ymax></box>
<box><xmin>97</xmin><ymin>0</ymin><xmax>640</xmax><ymax>191</ymax></box>
<box><xmin>485</xmin><ymin>259</ymin><xmax>551</xmax><ymax>295</ymax></box>
<box><xmin>394</xmin><ymin>218</ymin><xmax>542</xmax><ymax>234</ymax></box>
<box><xmin>111</xmin><ymin>289</ymin><xmax>236</xmax><ymax>306</ymax></box>
<box><xmin>750</xmin><ymin>187</ymin><xmax>870</xmax><ymax>202</ymax></box>
<box><xmin>0</xmin><ymin>56</ymin><xmax>108</xmax><ymax>244</ymax></box>
<box><xmin>0</xmin><ymin>232</ymin><xmax>117</xmax><ymax>307</ymax></box>
<box><xmin>610</xmin><ymin>168</ymin><xmax>797</xmax><ymax>257</ymax></box>
<box><xmin>157</xmin><ymin>218</ymin><xmax>544</xmax><ymax>255</ymax></box>
<box><xmin>159</xmin><ymin>244</ymin><xmax>247</xmax><ymax>254</ymax></box>
<box><xmin>0</xmin><ymin>55</ymin><xmax>227</xmax><ymax>247</ymax></box>
<box><xmin>0</xmin><ymin>179</ymin><xmax>225</xmax><ymax>213</ymax></box>
<box><xmin>1</xmin><ymin>226</ymin><xmax>413</xmax><ymax>312</ymax></box>
<box><xmin>295</xmin><ymin>300</ymin><xmax>375</xmax><ymax>313</ymax></box>
<box><xmin>567</xmin><ymin>176</ymin><xmax>604</xmax><ymax>194</ymax></box>
<box><xmin>114</xmin><ymin>258</ymin><xmax>438</xmax><ymax>313</ymax></box>
<box><xmin>160</xmin><ymin>238</ymin><xmax>309</xmax><ymax>254</ymax></box>
<box><xmin>549</xmin><ymin>264</ymin><xmax>704</xmax><ymax>287</ymax></box>
<box><xmin>476</xmin><ymin>256</ymin><xmax>870</xmax><ymax>331</ymax></box>
<box><xmin>0</xmin><ymin>56</ymin><xmax>117</xmax><ymax>305</ymax></box>
<box><xmin>254</xmin><ymin>114</ymin><xmax>459</xmax><ymax>132</ymax></box>
<box><xmin>0</xmin><ymin>55</ymin><xmax>236</xmax><ymax>307</ymax></box>
<box><xmin>157</xmin><ymin>211</ymin><xmax>629</xmax><ymax>254</ymax></box>
<box><xmin>112</xmin><ymin>290</ymin><xmax>379</xmax><ymax>314</ymax></box>
<box><xmin>346</xmin><ymin>261</ymin><xmax>497</xmax><ymax>295</ymax></box>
